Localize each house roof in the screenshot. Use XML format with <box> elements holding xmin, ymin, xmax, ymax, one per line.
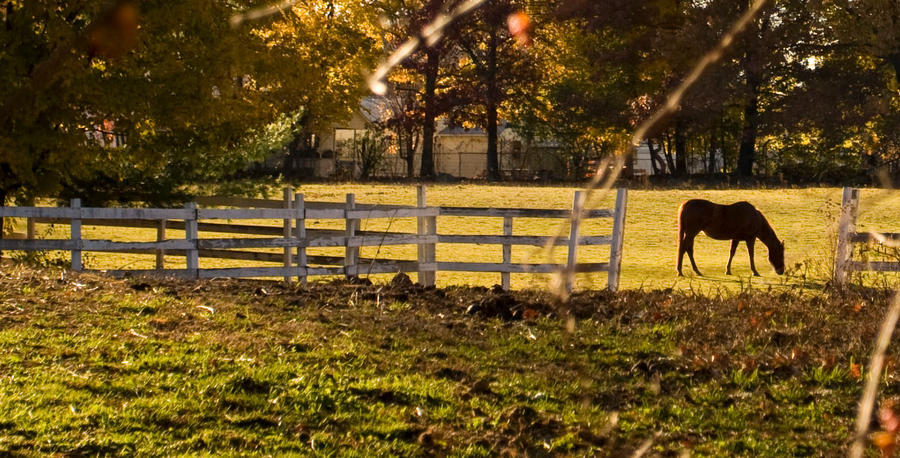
<box><xmin>359</xmin><ymin>96</ymin><xmax>390</xmax><ymax>124</ymax></box>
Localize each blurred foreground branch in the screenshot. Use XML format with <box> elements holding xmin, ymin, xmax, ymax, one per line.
<box><xmin>366</xmin><ymin>0</ymin><xmax>487</xmax><ymax>95</ymax></box>
<box><xmin>850</xmin><ymin>292</ymin><xmax>900</xmax><ymax>457</ymax></box>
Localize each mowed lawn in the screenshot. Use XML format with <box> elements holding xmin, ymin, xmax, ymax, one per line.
<box><xmin>12</xmin><ymin>184</ymin><xmax>900</xmax><ymax>292</ymax></box>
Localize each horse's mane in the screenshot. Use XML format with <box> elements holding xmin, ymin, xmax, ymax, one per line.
<box><xmin>756</xmin><ymin>210</ymin><xmax>779</xmax><ymax>246</ymax></box>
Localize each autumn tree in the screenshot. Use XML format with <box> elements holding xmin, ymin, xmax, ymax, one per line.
<box><xmin>0</xmin><ymin>0</ymin><xmax>270</xmax><ymax>205</ymax></box>
<box><xmin>260</xmin><ymin>1</ymin><xmax>380</xmax><ymax>158</ymax></box>
<box><xmin>0</xmin><ymin>0</ymin><xmax>380</xmax><ymax>211</ymax></box>
<box><xmin>382</xmin><ymin>80</ymin><xmax>423</xmax><ymax>178</ymax></box>
<box><xmin>514</xmin><ymin>1</ymin><xmax>677</xmax><ymax>178</ymax></box>
<box><xmin>802</xmin><ymin>0</ymin><xmax>900</xmax><ymax>181</ymax></box>
<box><xmin>546</xmin><ymin>0</ymin><xmax>832</xmax><ymax>179</ymax></box>
<box><xmin>0</xmin><ymin>1</ymin><xmax>141</xmax><ymax>206</ymax></box>
<box><xmin>443</xmin><ymin>0</ymin><xmax>541</xmax><ymax>181</ymax></box>
<box><xmin>375</xmin><ymin>0</ymin><xmax>465</xmax><ymax>179</ymax></box>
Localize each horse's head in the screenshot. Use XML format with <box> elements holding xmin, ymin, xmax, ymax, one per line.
<box><xmin>769</xmin><ymin>239</ymin><xmax>785</xmax><ymax>275</ymax></box>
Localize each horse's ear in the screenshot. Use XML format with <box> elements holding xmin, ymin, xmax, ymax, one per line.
<box><xmin>781</xmin><ymin>239</ymin><xmax>785</xmax><ymax>248</ymax></box>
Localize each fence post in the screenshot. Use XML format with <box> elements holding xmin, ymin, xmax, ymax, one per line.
<box><xmin>155</xmin><ymin>219</ymin><xmax>166</xmax><ymax>270</ymax></box>
<box><xmin>835</xmin><ymin>187</ymin><xmax>860</xmax><ymax>287</ymax></box>
<box><xmin>295</xmin><ymin>193</ymin><xmax>307</xmax><ymax>286</ymax></box>
<box><xmin>502</xmin><ymin>216</ymin><xmax>512</xmax><ymax>291</ymax></box>
<box><xmin>26</xmin><ymin>217</ymin><xmax>35</xmax><ymax>241</ymax></box>
<box><xmin>283</xmin><ymin>187</ymin><xmax>294</xmax><ymax>284</ymax></box>
<box><xmin>71</xmin><ymin>198</ymin><xmax>82</xmax><ymax>272</ymax></box>
<box><xmin>417</xmin><ymin>185</ymin><xmax>436</xmax><ymax>287</ymax></box>
<box><xmin>565</xmin><ymin>191</ymin><xmax>584</xmax><ymax>294</ymax></box>
<box><xmin>185</xmin><ymin>202</ymin><xmax>199</xmax><ymax>279</ymax></box>
<box><xmin>608</xmin><ymin>188</ymin><xmax>628</xmax><ymax>292</ymax></box>
<box><xmin>345</xmin><ymin>194</ymin><xmax>359</xmax><ymax>279</ymax></box>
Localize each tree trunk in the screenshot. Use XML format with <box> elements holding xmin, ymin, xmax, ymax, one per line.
<box><xmin>420</xmin><ymin>47</ymin><xmax>438</xmax><ymax>179</ymax></box>
<box><xmin>737</xmin><ymin>7</ymin><xmax>766</xmax><ymax>179</ymax></box>
<box><xmin>0</xmin><ymin>188</ymin><xmax>6</xmax><ymax>261</ymax></box>
<box><xmin>888</xmin><ymin>52</ymin><xmax>900</xmax><ymax>86</ymax></box>
<box><xmin>719</xmin><ymin>128</ymin><xmax>728</xmax><ymax>174</ymax></box>
<box><xmin>674</xmin><ymin>118</ymin><xmax>687</xmax><ymax>176</ymax></box>
<box><xmin>622</xmin><ymin>144</ymin><xmax>635</xmax><ymax>178</ymax></box>
<box><xmin>404</xmin><ymin>132</ymin><xmax>415</xmax><ymax>178</ymax></box>
<box><xmin>397</xmin><ymin>130</ymin><xmax>405</xmax><ymax>177</ymax></box>
<box><xmin>485</xmin><ymin>27</ymin><xmax>500</xmax><ymax>181</ymax></box>
<box><xmin>737</xmin><ymin>89</ymin><xmax>759</xmax><ymax>177</ymax></box>
<box><xmin>647</xmin><ymin>138</ymin><xmax>663</xmax><ymax>175</ymax></box>
<box><xmin>662</xmin><ymin>134</ymin><xmax>676</xmax><ymax>174</ymax></box>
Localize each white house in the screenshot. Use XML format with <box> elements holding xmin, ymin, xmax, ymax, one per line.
<box><xmin>433</xmin><ymin>124</ymin><xmax>497</xmax><ymax>178</ymax></box>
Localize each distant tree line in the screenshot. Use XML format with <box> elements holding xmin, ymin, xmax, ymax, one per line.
<box><xmin>2</xmin><ymin>0</ymin><xmax>900</xmax><ymax>209</ymax></box>
<box><xmin>377</xmin><ymin>0</ymin><xmax>900</xmax><ymax>183</ymax></box>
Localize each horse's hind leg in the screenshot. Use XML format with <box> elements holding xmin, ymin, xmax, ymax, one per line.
<box><xmin>746</xmin><ymin>238</ymin><xmax>760</xmax><ymax>276</ymax></box>
<box><xmin>726</xmin><ymin>239</ymin><xmax>739</xmax><ymax>275</ymax></box>
<box><xmin>678</xmin><ymin>231</ymin><xmax>702</xmax><ymax>276</ymax></box>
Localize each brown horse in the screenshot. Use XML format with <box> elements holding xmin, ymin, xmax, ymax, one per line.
<box><xmin>677</xmin><ymin>199</ymin><xmax>785</xmax><ymax>277</ymax></box>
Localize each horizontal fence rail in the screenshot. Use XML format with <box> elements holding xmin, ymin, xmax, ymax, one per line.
<box><xmin>0</xmin><ymin>186</ymin><xmax>628</xmax><ymax>292</ymax></box>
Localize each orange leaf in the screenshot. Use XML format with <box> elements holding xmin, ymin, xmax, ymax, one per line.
<box><xmin>873</xmin><ymin>431</ymin><xmax>895</xmax><ymax>457</ymax></box>
<box><xmin>851</xmin><ymin>362</ymin><xmax>862</xmax><ymax>379</ymax></box>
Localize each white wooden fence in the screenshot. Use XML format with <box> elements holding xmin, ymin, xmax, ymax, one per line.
<box><xmin>834</xmin><ymin>187</ymin><xmax>900</xmax><ymax>286</ymax></box>
<box><xmin>0</xmin><ymin>186</ymin><xmax>628</xmax><ymax>292</ymax></box>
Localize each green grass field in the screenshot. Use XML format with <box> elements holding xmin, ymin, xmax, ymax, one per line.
<box><xmin>0</xmin><ymin>264</ymin><xmax>894</xmax><ymax>455</ymax></box>
<box><xmin>12</xmin><ymin>184</ymin><xmax>900</xmax><ymax>292</ymax></box>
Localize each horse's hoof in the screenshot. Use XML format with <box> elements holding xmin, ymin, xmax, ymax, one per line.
<box><xmin>753</xmin><ymin>273</ymin><xmax>761</xmax><ymax>277</ymax></box>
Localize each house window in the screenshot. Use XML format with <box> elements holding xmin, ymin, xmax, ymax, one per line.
<box><xmin>305</xmin><ymin>133</ymin><xmax>319</xmax><ymax>149</ymax></box>
<box><xmin>334</xmin><ymin>128</ymin><xmax>358</xmax><ymax>161</ymax></box>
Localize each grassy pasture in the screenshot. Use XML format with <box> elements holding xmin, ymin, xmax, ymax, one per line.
<box><xmin>11</xmin><ymin>184</ymin><xmax>900</xmax><ymax>292</ymax></box>
<box><xmin>0</xmin><ymin>263</ymin><xmax>895</xmax><ymax>455</ymax></box>
<box><xmin>6</xmin><ymin>186</ymin><xmax>900</xmax><ymax>455</ymax></box>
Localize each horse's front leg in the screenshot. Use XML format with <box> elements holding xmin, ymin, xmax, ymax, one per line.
<box><xmin>746</xmin><ymin>238</ymin><xmax>760</xmax><ymax>276</ymax></box>
<box><xmin>726</xmin><ymin>239</ymin><xmax>739</xmax><ymax>275</ymax></box>
<box><xmin>685</xmin><ymin>234</ymin><xmax>702</xmax><ymax>276</ymax></box>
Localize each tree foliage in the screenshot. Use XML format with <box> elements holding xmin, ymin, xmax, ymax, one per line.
<box><xmin>491</xmin><ymin>0</ymin><xmax>900</xmax><ymax>181</ymax></box>
<box><xmin>0</xmin><ymin>0</ymin><xmax>377</xmax><ymax>206</ymax></box>
<box><xmin>375</xmin><ymin>0</ymin><xmax>466</xmax><ymax>179</ymax></box>
<box><xmin>3</xmin><ymin>0</ymin><xmax>900</xmax><ymax>199</ymax></box>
